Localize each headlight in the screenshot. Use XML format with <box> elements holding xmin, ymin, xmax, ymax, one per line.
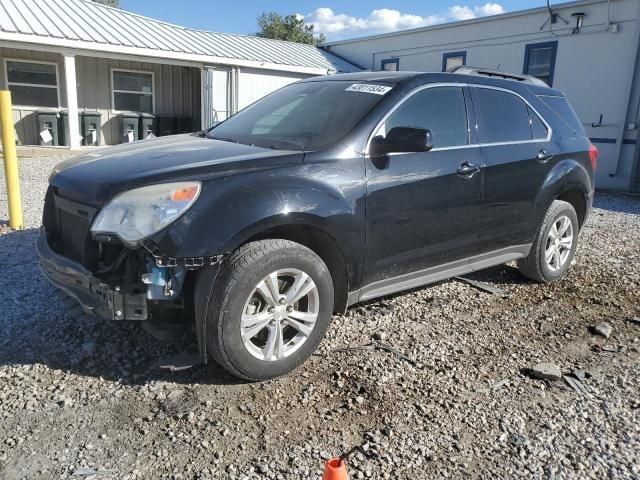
<box><xmin>91</xmin><ymin>181</ymin><xmax>201</xmax><ymax>243</ymax></box>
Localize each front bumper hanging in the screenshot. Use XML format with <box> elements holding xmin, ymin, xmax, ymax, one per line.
<box><xmin>37</xmin><ymin>230</ymin><xmax>147</xmax><ymax>321</ymax></box>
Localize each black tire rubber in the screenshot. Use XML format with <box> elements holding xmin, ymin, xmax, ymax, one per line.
<box><xmin>198</xmin><ymin>240</ymin><xmax>334</xmax><ymax>381</ymax></box>
<box><xmin>517</xmin><ymin>200</ymin><xmax>579</xmax><ymax>283</ymax></box>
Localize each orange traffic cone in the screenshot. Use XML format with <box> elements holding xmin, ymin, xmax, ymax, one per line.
<box><xmin>322</xmin><ymin>458</ymin><xmax>347</xmax><ymax>480</ymax></box>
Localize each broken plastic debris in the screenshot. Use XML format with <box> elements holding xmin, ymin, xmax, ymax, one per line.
<box><xmin>73</xmin><ymin>467</ymin><xmax>117</xmax><ymax>476</ymax></box>
<box><xmin>454</xmin><ymin>277</ymin><xmax>504</xmax><ymax>295</ymax></box>
<box><xmin>329</xmin><ymin>341</ymin><xmax>416</xmax><ymax>366</ymax></box>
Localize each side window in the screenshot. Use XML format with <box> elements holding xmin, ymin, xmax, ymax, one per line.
<box><xmin>528</xmin><ymin>106</ymin><xmax>548</xmax><ymax>139</ymax></box>
<box><xmin>377</xmin><ymin>87</ymin><xmax>468</xmax><ymax>148</ymax></box>
<box><xmin>474</xmin><ymin>88</ymin><xmax>531</xmax><ymax>143</ymax></box>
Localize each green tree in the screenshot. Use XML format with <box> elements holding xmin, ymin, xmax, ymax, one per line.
<box><xmin>92</xmin><ymin>0</ymin><xmax>119</xmax><ymax>7</ymax></box>
<box><xmin>256</xmin><ymin>12</ymin><xmax>326</xmax><ymax>45</ymax></box>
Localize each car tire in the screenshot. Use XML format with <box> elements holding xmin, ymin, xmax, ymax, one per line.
<box><xmin>517</xmin><ymin>200</ymin><xmax>579</xmax><ymax>283</ymax></box>
<box><xmin>197</xmin><ymin>239</ymin><xmax>334</xmax><ymax>381</ymax></box>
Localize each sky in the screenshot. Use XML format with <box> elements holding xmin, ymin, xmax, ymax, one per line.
<box><xmin>119</xmin><ymin>1</ymin><xmax>545</xmax><ymax>41</ymax></box>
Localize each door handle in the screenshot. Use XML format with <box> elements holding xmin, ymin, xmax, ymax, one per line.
<box><xmin>457</xmin><ymin>162</ymin><xmax>481</xmax><ymax>178</ymax></box>
<box><xmin>537</xmin><ymin>150</ymin><xmax>554</xmax><ymax>163</ymax></box>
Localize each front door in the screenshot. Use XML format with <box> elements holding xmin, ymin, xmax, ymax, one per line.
<box><xmin>363</xmin><ymin>86</ymin><xmax>484</xmax><ymax>286</ymax></box>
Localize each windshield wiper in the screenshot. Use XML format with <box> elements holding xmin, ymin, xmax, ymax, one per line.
<box><xmin>260</xmin><ymin>138</ymin><xmax>305</xmax><ymax>151</ymax></box>
<box><xmin>210</xmin><ymin>136</ymin><xmax>239</xmax><ymax>144</ymax></box>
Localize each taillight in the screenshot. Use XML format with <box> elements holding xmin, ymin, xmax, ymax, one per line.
<box><xmin>588</xmin><ymin>143</ymin><xmax>598</xmax><ymax>171</ymax></box>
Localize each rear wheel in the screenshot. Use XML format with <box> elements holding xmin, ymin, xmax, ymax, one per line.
<box><xmin>198</xmin><ymin>240</ymin><xmax>334</xmax><ymax>380</ymax></box>
<box><xmin>517</xmin><ymin>200</ymin><xmax>579</xmax><ymax>283</ymax></box>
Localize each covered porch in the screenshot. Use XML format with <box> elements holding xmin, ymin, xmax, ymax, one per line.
<box><xmin>1</xmin><ymin>45</ymin><xmax>203</xmax><ymax>147</ymax></box>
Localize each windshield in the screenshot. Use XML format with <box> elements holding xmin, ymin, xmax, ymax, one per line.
<box><xmin>207</xmin><ymin>80</ymin><xmax>392</xmax><ymax>151</ymax></box>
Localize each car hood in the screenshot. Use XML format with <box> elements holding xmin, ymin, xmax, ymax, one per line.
<box><xmin>51</xmin><ymin>134</ymin><xmax>304</xmax><ymax>206</ymax></box>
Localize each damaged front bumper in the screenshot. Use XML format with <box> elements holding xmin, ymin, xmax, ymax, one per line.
<box><xmin>37</xmin><ymin>230</ymin><xmax>148</xmax><ymax>321</ymax></box>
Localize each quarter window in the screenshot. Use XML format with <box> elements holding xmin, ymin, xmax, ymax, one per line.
<box><xmin>528</xmin><ymin>106</ymin><xmax>548</xmax><ymax>139</ymax></box>
<box><xmin>523</xmin><ymin>41</ymin><xmax>558</xmax><ymax>86</ymax></box>
<box><xmin>539</xmin><ymin>95</ymin><xmax>585</xmax><ymax>135</ymax></box>
<box><xmin>112</xmin><ymin>70</ymin><xmax>154</xmax><ymax>113</ymax></box>
<box><xmin>378</xmin><ymin>86</ymin><xmax>468</xmax><ymax>148</ymax></box>
<box><xmin>474</xmin><ymin>88</ymin><xmax>532</xmax><ymax>143</ymax></box>
<box><xmin>5</xmin><ymin>60</ymin><xmax>59</xmax><ymax>108</ymax></box>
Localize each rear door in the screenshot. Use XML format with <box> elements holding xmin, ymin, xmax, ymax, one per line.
<box><xmin>470</xmin><ymin>86</ymin><xmax>556</xmax><ymax>252</ymax></box>
<box><xmin>364</xmin><ymin>85</ymin><xmax>485</xmax><ymax>285</ymax></box>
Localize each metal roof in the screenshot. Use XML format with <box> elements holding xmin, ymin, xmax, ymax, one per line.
<box><xmin>0</xmin><ymin>0</ymin><xmax>358</xmax><ymax>74</ymax></box>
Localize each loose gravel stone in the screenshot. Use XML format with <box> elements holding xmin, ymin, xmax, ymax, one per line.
<box><xmin>592</xmin><ymin>321</ymin><xmax>613</xmax><ymax>339</ymax></box>
<box><xmin>531</xmin><ymin>362</ymin><xmax>563</xmax><ymax>381</ymax></box>
<box><xmin>1</xmin><ymin>157</ymin><xmax>639</xmax><ymax>479</ymax></box>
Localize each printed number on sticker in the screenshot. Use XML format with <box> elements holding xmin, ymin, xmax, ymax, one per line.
<box><xmin>345</xmin><ymin>84</ymin><xmax>392</xmax><ymax>95</ymax></box>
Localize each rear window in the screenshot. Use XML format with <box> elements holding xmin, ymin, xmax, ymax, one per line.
<box><xmin>538</xmin><ymin>95</ymin><xmax>585</xmax><ymax>135</ymax></box>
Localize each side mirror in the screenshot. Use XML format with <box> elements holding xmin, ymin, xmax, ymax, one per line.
<box><xmin>370</xmin><ymin>127</ymin><xmax>433</xmax><ymax>156</ymax></box>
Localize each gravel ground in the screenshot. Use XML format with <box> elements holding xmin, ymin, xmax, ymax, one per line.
<box><xmin>0</xmin><ymin>156</ymin><xmax>639</xmax><ymax>480</ymax></box>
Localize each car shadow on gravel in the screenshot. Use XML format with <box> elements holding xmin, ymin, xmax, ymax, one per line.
<box><xmin>462</xmin><ymin>264</ymin><xmax>533</xmax><ymax>286</ymax></box>
<box><xmin>0</xmin><ymin>227</ymin><xmax>247</xmax><ymax>387</ymax></box>
<box><xmin>593</xmin><ymin>192</ymin><xmax>640</xmax><ymax>214</ymax></box>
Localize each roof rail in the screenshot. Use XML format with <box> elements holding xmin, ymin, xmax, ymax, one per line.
<box><xmin>448</xmin><ymin>66</ymin><xmax>549</xmax><ymax>87</ymax></box>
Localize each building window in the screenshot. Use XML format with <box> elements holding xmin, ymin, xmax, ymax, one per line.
<box><xmin>5</xmin><ymin>60</ymin><xmax>59</xmax><ymax>108</ymax></box>
<box><xmin>112</xmin><ymin>69</ymin><xmax>154</xmax><ymax>113</ymax></box>
<box><xmin>442</xmin><ymin>51</ymin><xmax>466</xmax><ymax>72</ymax></box>
<box><xmin>381</xmin><ymin>58</ymin><xmax>399</xmax><ymax>71</ymax></box>
<box><xmin>523</xmin><ymin>41</ymin><xmax>558</xmax><ymax>86</ymax></box>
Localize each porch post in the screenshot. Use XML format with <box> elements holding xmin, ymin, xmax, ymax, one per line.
<box><xmin>63</xmin><ymin>54</ymin><xmax>81</xmax><ymax>148</ymax></box>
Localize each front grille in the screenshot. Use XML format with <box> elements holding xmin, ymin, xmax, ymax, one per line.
<box><xmin>58</xmin><ymin>209</ymin><xmax>90</xmax><ymax>263</ymax></box>
<box><xmin>42</xmin><ymin>186</ymin><xmax>97</xmax><ymax>267</ymax></box>
<box><xmin>42</xmin><ymin>187</ymin><xmax>60</xmax><ymax>252</ymax></box>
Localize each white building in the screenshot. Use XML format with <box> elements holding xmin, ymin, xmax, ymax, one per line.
<box><xmin>0</xmin><ymin>0</ymin><xmax>357</xmax><ymax>147</ymax></box>
<box><xmin>322</xmin><ymin>0</ymin><xmax>640</xmax><ymax>192</ymax></box>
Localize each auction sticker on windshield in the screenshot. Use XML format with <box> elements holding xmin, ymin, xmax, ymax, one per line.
<box><xmin>345</xmin><ymin>84</ymin><xmax>393</xmax><ymax>95</ymax></box>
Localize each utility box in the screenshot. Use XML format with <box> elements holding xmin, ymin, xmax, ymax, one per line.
<box><xmin>81</xmin><ymin>111</ymin><xmax>102</xmax><ymax>146</ymax></box>
<box><xmin>139</xmin><ymin>113</ymin><xmax>156</xmax><ymax>140</ymax></box>
<box><xmin>58</xmin><ymin>110</ymin><xmax>82</xmax><ymax>147</ymax></box>
<box><xmin>36</xmin><ymin>110</ymin><xmax>60</xmax><ymax>146</ymax></box>
<box><xmin>176</xmin><ymin>115</ymin><xmax>192</xmax><ymax>134</ymax></box>
<box><xmin>155</xmin><ymin>115</ymin><xmax>177</xmax><ymax>137</ymax></box>
<box><xmin>118</xmin><ymin>113</ymin><xmax>140</xmax><ymax>143</ymax></box>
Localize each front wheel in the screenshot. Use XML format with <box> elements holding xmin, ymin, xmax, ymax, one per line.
<box><xmin>198</xmin><ymin>240</ymin><xmax>334</xmax><ymax>381</ymax></box>
<box><xmin>517</xmin><ymin>200</ymin><xmax>579</xmax><ymax>283</ymax></box>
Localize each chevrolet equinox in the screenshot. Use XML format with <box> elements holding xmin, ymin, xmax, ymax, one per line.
<box><xmin>38</xmin><ymin>68</ymin><xmax>597</xmax><ymax>380</ymax></box>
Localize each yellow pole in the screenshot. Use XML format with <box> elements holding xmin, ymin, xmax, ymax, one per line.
<box><xmin>0</xmin><ymin>90</ymin><xmax>23</xmax><ymax>230</ymax></box>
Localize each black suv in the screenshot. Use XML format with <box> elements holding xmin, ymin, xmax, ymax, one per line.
<box><xmin>38</xmin><ymin>69</ymin><xmax>596</xmax><ymax>380</ymax></box>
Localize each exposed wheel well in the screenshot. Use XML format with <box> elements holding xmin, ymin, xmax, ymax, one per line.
<box><xmin>557</xmin><ymin>189</ymin><xmax>587</xmax><ymax>228</ymax></box>
<box><xmin>244</xmin><ymin>225</ymin><xmax>349</xmax><ymax>313</ymax></box>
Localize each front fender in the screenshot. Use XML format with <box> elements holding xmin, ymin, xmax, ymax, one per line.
<box><xmin>151</xmin><ymin>158</ymin><xmax>366</xmax><ymax>264</ymax></box>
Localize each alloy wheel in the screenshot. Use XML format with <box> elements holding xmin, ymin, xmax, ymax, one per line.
<box><xmin>544</xmin><ymin>215</ymin><xmax>574</xmax><ymax>272</ymax></box>
<box><xmin>240</xmin><ymin>268</ymin><xmax>319</xmax><ymax>361</ymax></box>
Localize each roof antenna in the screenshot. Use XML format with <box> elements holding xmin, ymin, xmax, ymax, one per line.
<box><xmin>540</xmin><ymin>0</ymin><xmax>569</xmax><ymax>30</ymax></box>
